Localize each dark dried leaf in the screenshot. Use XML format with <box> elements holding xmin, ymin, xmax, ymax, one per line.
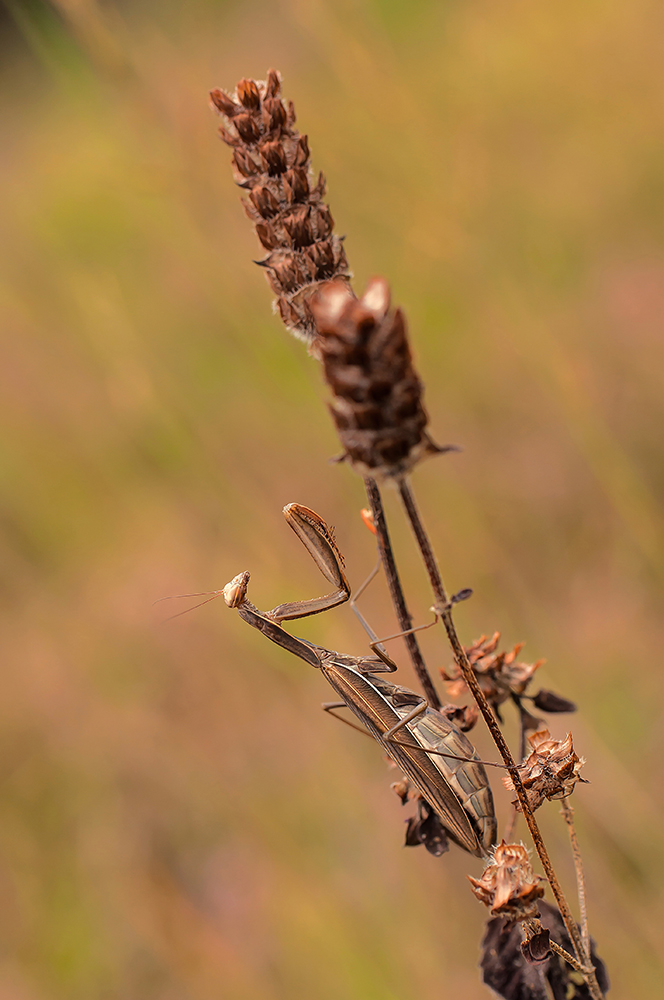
<box><xmin>533</xmin><ymin>690</ymin><xmax>577</xmax><ymax>714</ymax></box>
<box><xmin>481</xmin><ymin>900</ymin><xmax>609</xmax><ymax>1000</ymax></box>
<box><xmin>404</xmin><ymin>800</ymin><xmax>450</xmax><ymax>856</ymax></box>
<box><xmin>418</xmin><ymin>803</ymin><xmax>450</xmax><ymax>857</ymax></box>
<box><xmin>404</xmin><ymin>814</ymin><xmax>423</xmax><ymax>847</ymax></box>
<box><xmin>521</xmin><ymin>928</ymin><xmax>551</xmax><ymax>964</ymax></box>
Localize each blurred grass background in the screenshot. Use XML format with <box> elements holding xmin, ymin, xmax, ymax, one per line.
<box><xmin>1</xmin><ymin>0</ymin><xmax>663</xmax><ymax>996</ymax></box>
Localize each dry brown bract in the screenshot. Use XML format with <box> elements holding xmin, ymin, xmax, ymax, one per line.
<box><xmin>209</xmin><ymin>70</ymin><xmax>350</xmax><ymax>347</ymax></box>
<box><xmin>504</xmin><ymin>729</ymin><xmax>585</xmax><ymax>812</ymax></box>
<box><xmin>442</xmin><ymin>632</ymin><xmax>542</xmax><ymax>717</ymax></box>
<box><xmin>310</xmin><ymin>278</ymin><xmax>452</xmax><ymax>477</ymax></box>
<box><xmin>469</xmin><ymin>841</ymin><xmax>544</xmax><ymax>922</ymax></box>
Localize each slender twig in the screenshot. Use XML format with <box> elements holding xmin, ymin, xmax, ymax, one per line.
<box><xmin>561</xmin><ymin>796</ymin><xmax>591</xmax><ymax>961</ymax></box>
<box><xmin>549</xmin><ymin>940</ymin><xmax>593</xmax><ymax>975</ymax></box>
<box><xmin>503</xmin><ymin>804</ymin><xmax>519</xmax><ymax>844</ymax></box>
<box><xmin>503</xmin><ymin>696</ymin><xmax>529</xmax><ymax>841</ymax></box>
<box><xmin>364</xmin><ymin>477</ymin><xmax>441</xmax><ymax>710</ymax></box>
<box><xmin>396</xmin><ymin>475</ymin><xmax>604</xmax><ymax>1000</ymax></box>
<box><xmin>512</xmin><ymin>695</ymin><xmax>530</xmax><ymax>765</ymax></box>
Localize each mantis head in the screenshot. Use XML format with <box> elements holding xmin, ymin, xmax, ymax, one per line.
<box><xmin>223</xmin><ymin>571</ymin><xmax>250</xmax><ymax>608</ymax></box>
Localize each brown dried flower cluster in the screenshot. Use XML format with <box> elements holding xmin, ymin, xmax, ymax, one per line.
<box><xmin>310</xmin><ymin>278</ymin><xmax>452</xmax><ymax>477</ymax></box>
<box><xmin>442</xmin><ymin>633</ymin><xmax>542</xmax><ymax>718</ymax></box>
<box><xmin>210</xmin><ymin>70</ymin><xmax>350</xmax><ymax>347</ymax></box>
<box><xmin>504</xmin><ymin>730</ymin><xmax>585</xmax><ymax>812</ymax></box>
<box><xmin>469</xmin><ymin>841</ymin><xmax>544</xmax><ymax>923</ymax></box>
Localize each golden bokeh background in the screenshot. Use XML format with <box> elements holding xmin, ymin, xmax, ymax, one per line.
<box><xmin>1</xmin><ymin>1</ymin><xmax>663</xmax><ymax>996</ymax></box>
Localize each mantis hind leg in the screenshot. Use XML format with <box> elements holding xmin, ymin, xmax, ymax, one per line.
<box><xmin>351</xmin><ymin>559</ymin><xmax>441</xmax><ymax>671</ymax></box>
<box><xmin>322</xmin><ymin>702</ymin><xmax>372</xmax><ymax>738</ymax></box>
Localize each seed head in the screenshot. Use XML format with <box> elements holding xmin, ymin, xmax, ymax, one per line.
<box><xmin>469</xmin><ymin>841</ymin><xmax>544</xmax><ymax>922</ymax></box>
<box><xmin>310</xmin><ymin>278</ymin><xmax>453</xmax><ymax>477</ymax></box>
<box><xmin>210</xmin><ymin>70</ymin><xmax>351</xmax><ymax>347</ymax></box>
<box><xmin>503</xmin><ymin>729</ymin><xmax>585</xmax><ymax>811</ymax></box>
<box><xmin>442</xmin><ymin>632</ymin><xmax>542</xmax><ymax>716</ymax></box>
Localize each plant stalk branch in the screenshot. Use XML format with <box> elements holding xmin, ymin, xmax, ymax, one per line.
<box><xmin>561</xmin><ymin>796</ymin><xmax>591</xmax><ymax>961</ymax></box>
<box><xmin>364</xmin><ymin>477</ymin><xmax>441</xmax><ymax>709</ymax></box>
<box><xmin>396</xmin><ymin>475</ymin><xmax>603</xmax><ymax>1000</ymax></box>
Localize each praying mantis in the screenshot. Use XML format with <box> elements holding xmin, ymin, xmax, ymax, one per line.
<box><xmin>223</xmin><ymin>503</ymin><xmax>497</xmax><ymax>858</ymax></box>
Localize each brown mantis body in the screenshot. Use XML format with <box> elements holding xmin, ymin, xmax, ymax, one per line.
<box><xmin>223</xmin><ymin>504</ymin><xmax>497</xmax><ymax>857</ymax></box>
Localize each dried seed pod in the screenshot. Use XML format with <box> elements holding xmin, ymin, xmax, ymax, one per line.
<box><xmin>532</xmin><ymin>689</ymin><xmax>577</xmax><ymax>714</ymax></box>
<box><xmin>210</xmin><ymin>70</ymin><xmax>351</xmax><ymax>346</ymax></box>
<box><xmin>439</xmin><ymin>702</ymin><xmax>479</xmax><ymax>733</ymax></box>
<box><xmin>310</xmin><ymin>278</ymin><xmax>453</xmax><ymax>477</ymax></box>
<box><xmin>442</xmin><ymin>632</ymin><xmax>543</xmax><ymax>716</ymax></box>
<box><xmin>404</xmin><ymin>798</ymin><xmax>450</xmax><ymax>857</ymax></box>
<box><xmin>503</xmin><ymin>730</ymin><xmax>585</xmax><ymax>812</ymax></box>
<box><xmin>521</xmin><ymin>926</ymin><xmax>552</xmax><ymax>965</ymax></box>
<box><xmin>469</xmin><ymin>841</ymin><xmax>544</xmax><ymax>922</ymax></box>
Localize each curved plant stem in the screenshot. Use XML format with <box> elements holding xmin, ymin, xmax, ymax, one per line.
<box><xmin>396</xmin><ymin>475</ymin><xmax>604</xmax><ymax>1000</ymax></box>
<box><xmin>561</xmin><ymin>796</ymin><xmax>591</xmax><ymax>961</ymax></box>
<box><xmin>364</xmin><ymin>477</ymin><xmax>441</xmax><ymax>710</ymax></box>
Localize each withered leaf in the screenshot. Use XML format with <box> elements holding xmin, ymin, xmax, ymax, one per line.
<box><xmin>480</xmin><ymin>900</ymin><xmax>609</xmax><ymax>1000</ymax></box>
<box><xmin>404</xmin><ymin>800</ymin><xmax>450</xmax><ymax>856</ymax></box>
<box><xmin>533</xmin><ymin>690</ymin><xmax>577</xmax><ymax>714</ymax></box>
<box><xmin>520</xmin><ymin>928</ymin><xmax>551</xmax><ymax>964</ymax></box>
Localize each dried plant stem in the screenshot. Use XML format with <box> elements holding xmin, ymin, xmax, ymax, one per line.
<box><xmin>561</xmin><ymin>796</ymin><xmax>591</xmax><ymax>961</ymax></box>
<box><xmin>364</xmin><ymin>477</ymin><xmax>441</xmax><ymax>710</ymax></box>
<box><xmin>503</xmin><ymin>806</ymin><xmax>519</xmax><ymax>843</ymax></box>
<box><xmin>503</xmin><ymin>697</ymin><xmax>530</xmax><ymax>841</ymax></box>
<box><xmin>396</xmin><ymin>476</ymin><xmax>604</xmax><ymax>1000</ymax></box>
<box><xmin>549</xmin><ymin>940</ymin><xmax>592</xmax><ymax>975</ymax></box>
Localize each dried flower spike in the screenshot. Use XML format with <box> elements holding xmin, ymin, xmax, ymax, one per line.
<box><xmin>310</xmin><ymin>278</ymin><xmax>454</xmax><ymax>477</ymax></box>
<box><xmin>504</xmin><ymin>729</ymin><xmax>585</xmax><ymax>812</ymax></box>
<box><xmin>469</xmin><ymin>841</ymin><xmax>544</xmax><ymax>922</ymax></box>
<box><xmin>210</xmin><ymin>70</ymin><xmax>351</xmax><ymax>347</ymax></box>
<box><xmin>442</xmin><ymin>632</ymin><xmax>543</xmax><ymax>717</ymax></box>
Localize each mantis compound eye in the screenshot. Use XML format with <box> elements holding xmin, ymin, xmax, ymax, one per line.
<box><xmin>223</xmin><ymin>571</ymin><xmax>250</xmax><ymax>608</ymax></box>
